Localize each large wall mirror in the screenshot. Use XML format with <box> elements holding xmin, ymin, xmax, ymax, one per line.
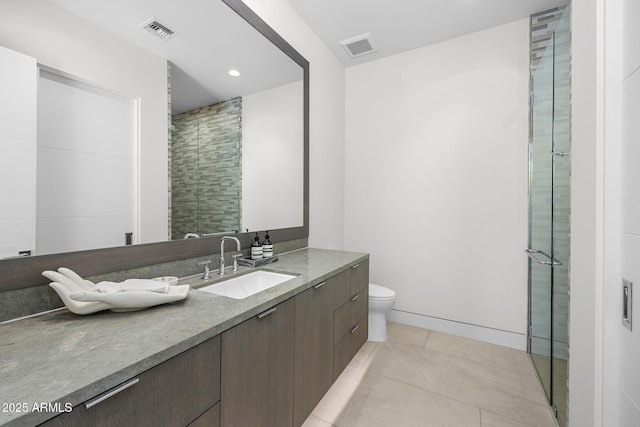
<box><xmin>0</xmin><ymin>0</ymin><xmax>309</xmax><ymax>290</ymax></box>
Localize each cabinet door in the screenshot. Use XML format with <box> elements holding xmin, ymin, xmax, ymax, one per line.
<box><xmin>221</xmin><ymin>298</ymin><xmax>294</xmax><ymax>427</ymax></box>
<box><xmin>40</xmin><ymin>336</ymin><xmax>220</xmax><ymax>427</ymax></box>
<box><xmin>293</xmin><ymin>280</ymin><xmax>334</xmax><ymax>426</ymax></box>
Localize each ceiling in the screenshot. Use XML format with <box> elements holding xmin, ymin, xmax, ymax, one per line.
<box><xmin>285</xmin><ymin>0</ymin><xmax>569</xmax><ymax>67</ymax></box>
<box><xmin>41</xmin><ymin>0</ymin><xmax>570</xmax><ymax>113</ymax></box>
<box><xmin>48</xmin><ymin>0</ymin><xmax>302</xmax><ymax>114</ymax></box>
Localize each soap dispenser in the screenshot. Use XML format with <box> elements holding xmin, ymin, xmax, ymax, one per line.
<box><xmin>251</xmin><ymin>233</ymin><xmax>263</xmax><ymax>260</ymax></box>
<box><xmin>262</xmin><ymin>231</ymin><xmax>273</xmax><ymax>258</ymax></box>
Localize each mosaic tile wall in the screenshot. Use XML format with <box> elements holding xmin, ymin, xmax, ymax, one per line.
<box><xmin>529</xmin><ymin>5</ymin><xmax>571</xmax><ymax>362</ymax></box>
<box><xmin>531</xmin><ymin>7</ymin><xmax>569</xmax><ymax>71</ymax></box>
<box><xmin>170</xmin><ymin>97</ymin><xmax>242</xmax><ymax>240</ymax></box>
<box><xmin>167</xmin><ymin>62</ymin><xmax>172</xmax><ymax>239</ymax></box>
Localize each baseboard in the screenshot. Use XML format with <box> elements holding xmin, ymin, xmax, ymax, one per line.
<box><xmin>387</xmin><ymin>309</ymin><xmax>527</xmax><ymax>351</ymax></box>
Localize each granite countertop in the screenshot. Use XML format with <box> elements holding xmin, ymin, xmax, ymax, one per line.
<box><xmin>0</xmin><ymin>248</ymin><xmax>368</xmax><ymax>427</ymax></box>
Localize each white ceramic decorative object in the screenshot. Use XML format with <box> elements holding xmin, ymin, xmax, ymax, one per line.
<box><xmin>43</xmin><ymin>268</ymin><xmax>188</xmax><ymax>315</ymax></box>
<box><xmin>151</xmin><ymin>276</ymin><xmax>179</xmax><ymax>286</ymax></box>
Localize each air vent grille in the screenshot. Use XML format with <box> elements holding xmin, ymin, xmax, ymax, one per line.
<box><xmin>141</xmin><ymin>18</ymin><xmax>177</xmax><ymax>40</ymax></box>
<box><xmin>339</xmin><ymin>33</ymin><xmax>377</xmax><ymax>58</ymax></box>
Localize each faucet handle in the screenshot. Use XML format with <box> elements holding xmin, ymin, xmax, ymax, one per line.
<box><xmin>231</xmin><ymin>253</ymin><xmax>243</xmax><ymax>273</ymax></box>
<box><xmin>197</xmin><ymin>260</ymin><xmax>212</xmax><ymax>280</ymax></box>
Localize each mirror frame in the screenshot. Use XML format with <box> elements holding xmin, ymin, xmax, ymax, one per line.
<box><xmin>1</xmin><ymin>0</ymin><xmax>309</xmax><ymax>292</ymax></box>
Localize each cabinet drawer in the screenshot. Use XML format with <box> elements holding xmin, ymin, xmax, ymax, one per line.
<box><xmin>188</xmin><ymin>402</ymin><xmax>220</xmax><ymax>427</ymax></box>
<box><xmin>333</xmin><ymin>260</ymin><xmax>369</xmax><ymax>309</ymax></box>
<box><xmin>333</xmin><ymin>286</ymin><xmax>368</xmax><ymax>346</ymax></box>
<box><xmin>333</xmin><ymin>316</ymin><xmax>368</xmax><ymax>380</ymax></box>
<box><xmin>40</xmin><ymin>336</ymin><xmax>221</xmax><ymax>427</ymax></box>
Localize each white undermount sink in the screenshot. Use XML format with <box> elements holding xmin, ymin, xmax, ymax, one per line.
<box><xmin>198</xmin><ymin>270</ymin><xmax>297</xmax><ymax>299</ymax></box>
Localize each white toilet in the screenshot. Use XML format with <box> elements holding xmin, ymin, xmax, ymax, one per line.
<box><xmin>368</xmin><ymin>283</ymin><xmax>396</xmax><ymax>342</ymax></box>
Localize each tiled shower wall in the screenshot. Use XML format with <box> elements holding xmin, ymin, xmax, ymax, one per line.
<box><xmin>167</xmin><ymin>62</ymin><xmax>172</xmax><ymax>239</ymax></box>
<box><xmin>529</xmin><ymin>5</ymin><xmax>571</xmax><ymax>361</ymax></box>
<box><xmin>170</xmin><ymin>97</ymin><xmax>242</xmax><ymax>240</ymax></box>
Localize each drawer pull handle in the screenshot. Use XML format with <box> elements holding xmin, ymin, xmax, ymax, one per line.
<box><xmin>313</xmin><ymin>281</ymin><xmax>326</xmax><ymax>289</ymax></box>
<box><xmin>350</xmin><ymin>325</ymin><xmax>359</xmax><ymax>334</ymax></box>
<box><xmin>85</xmin><ymin>378</ymin><xmax>139</xmax><ymax>409</ymax></box>
<box><xmin>257</xmin><ymin>307</ymin><xmax>277</xmax><ymax>319</ymax></box>
<box><xmin>351</xmin><ymin>293</ymin><xmax>359</xmax><ymax>302</ymax></box>
<box><xmin>351</xmin><ymin>264</ymin><xmax>360</xmax><ymax>269</ymax></box>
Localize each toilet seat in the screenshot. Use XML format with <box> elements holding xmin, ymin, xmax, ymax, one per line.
<box><xmin>369</xmin><ymin>284</ymin><xmax>395</xmax><ymax>301</ymax></box>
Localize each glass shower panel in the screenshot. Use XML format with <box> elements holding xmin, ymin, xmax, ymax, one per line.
<box><xmin>527</xmin><ymin>6</ymin><xmax>570</xmax><ymax>427</ymax></box>
<box><xmin>528</xmin><ymin>32</ymin><xmax>554</xmax><ymax>401</ymax></box>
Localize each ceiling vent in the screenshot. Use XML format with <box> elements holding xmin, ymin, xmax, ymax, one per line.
<box><xmin>339</xmin><ymin>33</ymin><xmax>378</xmax><ymax>58</ymax></box>
<box><xmin>140</xmin><ymin>18</ymin><xmax>178</xmax><ymax>41</ymax></box>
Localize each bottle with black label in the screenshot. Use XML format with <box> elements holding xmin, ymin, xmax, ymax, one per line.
<box><xmin>251</xmin><ymin>233</ymin><xmax>263</xmax><ymax>260</ymax></box>
<box><xmin>262</xmin><ymin>231</ymin><xmax>273</xmax><ymax>258</ymax></box>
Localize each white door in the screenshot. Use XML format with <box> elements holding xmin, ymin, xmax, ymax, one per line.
<box><xmin>37</xmin><ymin>69</ymin><xmax>137</xmax><ymax>254</ymax></box>
<box><xmin>0</xmin><ymin>45</ymin><xmax>37</xmax><ymax>259</ymax></box>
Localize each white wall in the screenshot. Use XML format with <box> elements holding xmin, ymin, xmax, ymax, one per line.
<box><xmin>242</xmin><ymin>81</ymin><xmax>304</xmax><ymax>232</ymax></box>
<box><xmin>0</xmin><ymin>46</ymin><xmax>37</xmax><ymax>258</ymax></box>
<box><xmin>344</xmin><ymin>20</ymin><xmax>530</xmax><ymax>349</ymax></box>
<box><xmin>602</xmin><ymin>0</ymin><xmax>624</xmax><ymax>425</ymax></box>
<box><xmin>243</xmin><ymin>0</ymin><xmax>346</xmax><ymax>250</ymax></box>
<box><xmin>570</xmin><ymin>1</ymin><xmax>606</xmax><ymax>425</ymax></box>
<box><xmin>620</xmin><ymin>0</ymin><xmax>640</xmax><ymax>424</ymax></box>
<box><xmin>0</xmin><ymin>0</ymin><xmax>168</xmax><ymax>244</ymax></box>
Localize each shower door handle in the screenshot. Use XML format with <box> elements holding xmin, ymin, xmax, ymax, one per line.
<box><xmin>525</xmin><ymin>249</ymin><xmax>562</xmax><ymax>266</ymax></box>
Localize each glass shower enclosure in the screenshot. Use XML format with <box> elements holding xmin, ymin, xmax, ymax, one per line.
<box><xmin>526</xmin><ymin>6</ymin><xmax>570</xmax><ymax>427</ymax></box>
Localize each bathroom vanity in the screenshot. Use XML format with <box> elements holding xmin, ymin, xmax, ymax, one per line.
<box><xmin>0</xmin><ymin>248</ymin><xmax>368</xmax><ymax>427</ymax></box>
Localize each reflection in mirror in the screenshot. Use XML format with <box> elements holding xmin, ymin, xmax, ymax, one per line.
<box><xmin>0</xmin><ymin>0</ymin><xmax>304</xmax><ymax>259</ymax></box>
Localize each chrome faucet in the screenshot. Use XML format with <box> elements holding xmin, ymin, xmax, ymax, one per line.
<box><xmin>219</xmin><ymin>236</ymin><xmax>241</xmax><ymax>276</ymax></box>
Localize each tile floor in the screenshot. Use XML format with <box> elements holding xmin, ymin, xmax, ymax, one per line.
<box><xmin>303</xmin><ymin>322</ymin><xmax>558</xmax><ymax>427</ymax></box>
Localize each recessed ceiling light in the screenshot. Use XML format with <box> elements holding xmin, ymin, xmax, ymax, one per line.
<box><xmin>228</xmin><ymin>69</ymin><xmax>240</xmax><ymax>77</ymax></box>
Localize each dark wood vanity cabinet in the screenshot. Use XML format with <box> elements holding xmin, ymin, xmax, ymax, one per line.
<box><xmin>39</xmin><ymin>335</ymin><xmax>221</xmax><ymax>427</ymax></box>
<box><xmin>221</xmin><ymin>298</ymin><xmax>295</xmax><ymax>427</ymax></box>
<box><xmin>220</xmin><ymin>260</ymin><xmax>368</xmax><ymax>427</ymax></box>
<box><xmin>333</xmin><ymin>260</ymin><xmax>369</xmax><ymax>380</ymax></box>
<box><xmin>293</xmin><ymin>276</ymin><xmax>336</xmax><ymax>426</ymax></box>
<box><xmin>37</xmin><ymin>259</ymin><xmax>368</xmax><ymax>427</ymax></box>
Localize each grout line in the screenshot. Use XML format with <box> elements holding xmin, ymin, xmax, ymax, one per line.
<box><xmin>624</xmin><ymin>63</ymin><xmax>640</xmax><ymax>82</ymax></box>
<box><xmin>480</xmin><ymin>408</ymin><xmax>536</xmax><ymax>426</ymax></box>
<box><xmin>368</xmin><ymin>356</ymin><xmax>554</xmax><ymax>424</ymax></box>
<box><xmin>399</xmin><ymin>325</ymin><xmax>540</xmax><ymax>387</ymax></box>
<box><xmin>365</xmin><ymin>368</ymin><xmax>484</xmax><ymax>415</ymax></box>
<box><xmin>306</xmin><ymin>413</ymin><xmax>336</xmax><ymax>427</ymax></box>
<box><xmin>386</xmin><ymin>326</ymin><xmax>553</xmax><ymax>406</ymax></box>
<box><xmin>422</xmin><ymin>328</ymin><xmax>430</xmax><ymax>349</ymax></box>
<box><xmin>318</xmin><ymin>322</ymin><xmax>557</xmax><ymax>426</ymax></box>
<box><xmin>423</xmin><ymin>345</ymin><xmax>540</xmax><ymax>388</ymax></box>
